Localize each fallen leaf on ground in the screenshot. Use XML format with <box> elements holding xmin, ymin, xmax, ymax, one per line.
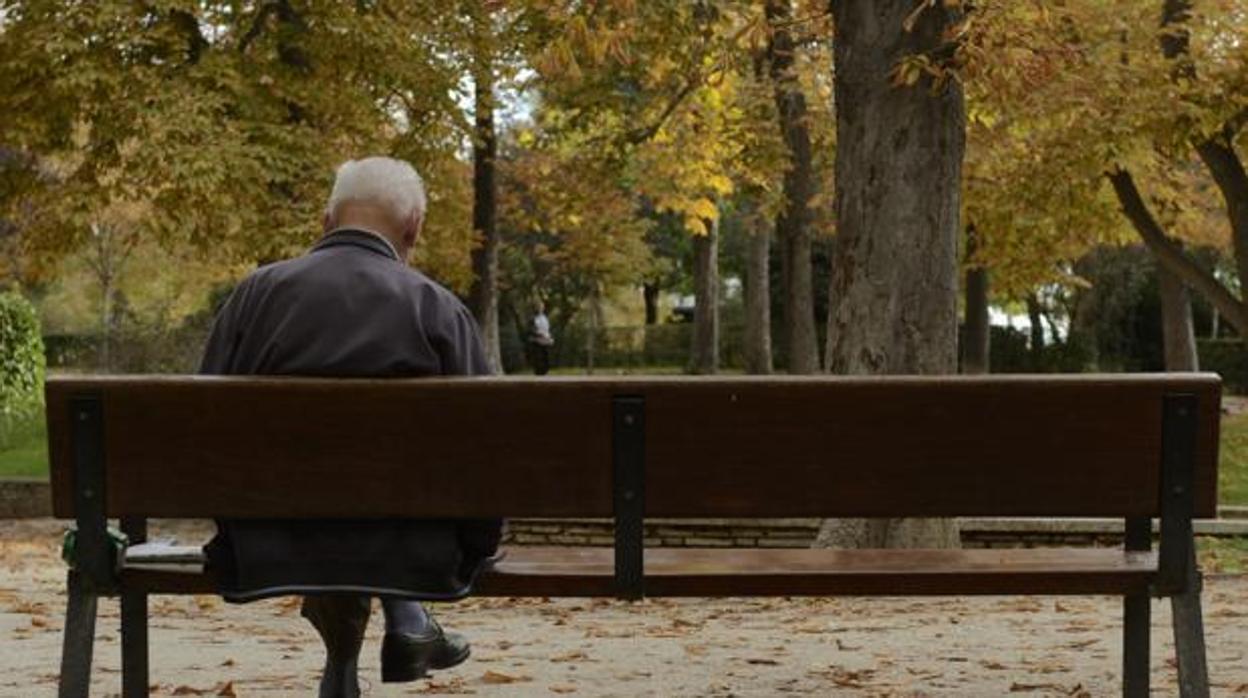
<box><xmin>482</xmin><ymin>670</ymin><xmax>533</xmax><ymax>684</ymax></box>
<box><xmin>1009</xmin><ymin>682</ymin><xmax>1068</xmax><ymax>692</ymax></box>
<box><xmin>981</xmin><ymin>660</ymin><xmax>1008</xmax><ymax>670</ymax></box>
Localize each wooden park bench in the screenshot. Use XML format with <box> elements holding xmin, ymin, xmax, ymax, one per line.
<box><xmin>48</xmin><ymin>373</ymin><xmax>1220</xmax><ymax>697</ymax></box>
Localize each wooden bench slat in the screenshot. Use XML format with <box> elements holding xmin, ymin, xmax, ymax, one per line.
<box><xmin>121</xmin><ymin>546</ymin><xmax>1158</xmax><ymax>598</ymax></box>
<box><xmin>46</xmin><ymin>374</ymin><xmax>1222</xmax><ymax>520</ymax></box>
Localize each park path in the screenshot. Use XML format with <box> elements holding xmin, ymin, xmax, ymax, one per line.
<box><xmin>2</xmin><ymin>519</ymin><xmax>1248</xmax><ymax>697</ymax></box>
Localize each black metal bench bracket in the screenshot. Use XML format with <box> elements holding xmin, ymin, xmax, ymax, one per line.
<box><xmin>612</xmin><ymin>396</ymin><xmax>645</xmax><ymax>600</ymax></box>
<box><xmin>70</xmin><ymin>395</ymin><xmax>115</xmax><ymax>593</ymax></box>
<box><xmin>1158</xmin><ymin>393</ymin><xmax>1198</xmax><ymax>596</ymax></box>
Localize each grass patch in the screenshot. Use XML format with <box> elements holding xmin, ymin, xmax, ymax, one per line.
<box><xmin>1198</xmin><ymin>536</ymin><xmax>1248</xmax><ymax>573</ymax></box>
<box><xmin>1219</xmin><ymin>409</ymin><xmax>1248</xmax><ymax>506</ymax></box>
<box><xmin>0</xmin><ymin>412</ymin><xmax>48</xmax><ymax>479</ymax></box>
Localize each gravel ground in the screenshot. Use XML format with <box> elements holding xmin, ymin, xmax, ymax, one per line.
<box><xmin>3</xmin><ymin>519</ymin><xmax>1247</xmax><ymax>697</ymax></box>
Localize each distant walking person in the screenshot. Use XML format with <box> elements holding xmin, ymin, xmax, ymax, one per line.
<box><xmin>529</xmin><ymin>302</ymin><xmax>554</xmax><ymax>375</ymax></box>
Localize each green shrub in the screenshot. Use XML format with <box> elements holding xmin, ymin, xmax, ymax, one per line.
<box><xmin>1198</xmin><ymin>339</ymin><xmax>1248</xmax><ymax>394</ymax></box>
<box><xmin>0</xmin><ymin>291</ymin><xmax>45</xmax><ymax>448</ymax></box>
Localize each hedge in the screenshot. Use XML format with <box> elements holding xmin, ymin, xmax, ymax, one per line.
<box><xmin>0</xmin><ymin>292</ymin><xmax>45</xmax><ymax>447</ymax></box>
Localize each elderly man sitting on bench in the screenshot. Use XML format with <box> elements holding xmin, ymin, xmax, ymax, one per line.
<box><xmin>198</xmin><ymin>156</ymin><xmax>501</xmax><ymax>698</ymax></box>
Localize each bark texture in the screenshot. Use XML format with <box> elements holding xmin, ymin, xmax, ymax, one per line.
<box><xmin>1160</xmin><ymin>266</ymin><xmax>1199</xmax><ymax>371</ymax></box>
<box><xmin>745</xmin><ymin>220</ymin><xmax>774</xmax><ymax>375</ymax></box>
<box><xmin>766</xmin><ymin>0</ymin><xmax>819</xmax><ymax>374</ymax></box>
<box><xmin>470</xmin><ymin>53</ymin><xmax>502</xmax><ymax>373</ymax></box>
<box><xmin>691</xmin><ymin>218</ymin><xmax>720</xmax><ymax>374</ymax></box>
<box><xmin>818</xmin><ymin>0</ymin><xmax>965</xmax><ymax>550</ymax></box>
<box><xmin>963</xmin><ymin>226</ymin><xmax>989</xmax><ymax>375</ymax></box>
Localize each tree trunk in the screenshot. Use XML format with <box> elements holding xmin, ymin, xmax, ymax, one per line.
<box><xmin>1160</xmin><ymin>266</ymin><xmax>1199</xmax><ymax>371</ymax></box>
<box><xmin>643</xmin><ymin>283</ymin><xmax>659</xmax><ymax>325</ymax></box>
<box><xmin>691</xmin><ymin>217</ymin><xmax>720</xmax><ymax>374</ymax></box>
<box><xmin>100</xmin><ymin>275</ymin><xmax>113</xmax><ymax>373</ymax></box>
<box><xmin>1026</xmin><ymin>294</ymin><xmax>1045</xmax><ymax>354</ymax></box>
<box><xmin>817</xmin><ymin>0</ymin><xmax>965</xmax><ymax>550</ymax></box>
<box><xmin>766</xmin><ymin>0</ymin><xmax>819</xmax><ymax>374</ymax></box>
<box><xmin>744</xmin><ymin>220</ymin><xmax>774</xmax><ymax>374</ymax></box>
<box><xmin>469</xmin><ymin>43</ymin><xmax>502</xmax><ymax>373</ymax></box>
<box><xmin>1211</xmin><ymin>308</ymin><xmax>1220</xmax><ymax>339</ymax></box>
<box><xmin>585</xmin><ymin>287</ymin><xmax>599</xmax><ymax>375</ymax></box>
<box><xmin>963</xmin><ymin>226</ymin><xmax>989</xmax><ymax>375</ymax></box>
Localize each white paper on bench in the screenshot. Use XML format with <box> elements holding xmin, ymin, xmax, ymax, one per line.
<box><xmin>125</xmin><ymin>539</ymin><xmax>207</xmax><ymax>564</ymax></box>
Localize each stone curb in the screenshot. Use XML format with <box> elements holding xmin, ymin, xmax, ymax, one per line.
<box><xmin>0</xmin><ymin>478</ymin><xmax>51</xmax><ymax>518</ymax></box>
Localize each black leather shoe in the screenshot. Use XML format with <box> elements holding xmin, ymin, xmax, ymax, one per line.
<box><xmin>380</xmin><ymin>620</ymin><xmax>471</xmax><ymax>683</ymax></box>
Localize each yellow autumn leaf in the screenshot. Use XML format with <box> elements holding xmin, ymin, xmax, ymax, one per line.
<box><xmin>708</xmin><ymin>174</ymin><xmax>734</xmax><ymax>196</ymax></box>
<box><xmin>689</xmin><ymin>198</ymin><xmax>719</xmax><ymax>221</ymax></box>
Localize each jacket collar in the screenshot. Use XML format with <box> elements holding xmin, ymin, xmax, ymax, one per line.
<box><xmin>312</xmin><ymin>228</ymin><xmax>400</xmax><ymax>261</ymax></box>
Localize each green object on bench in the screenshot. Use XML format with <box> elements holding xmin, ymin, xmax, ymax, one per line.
<box><xmin>47</xmin><ymin>374</ymin><xmax>1222</xmax><ymax>698</ymax></box>
<box><xmin>60</xmin><ymin>526</ymin><xmax>128</xmax><ymax>573</ymax></box>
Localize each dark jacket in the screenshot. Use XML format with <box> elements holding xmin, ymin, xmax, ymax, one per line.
<box><xmin>199</xmin><ymin>228</ymin><xmax>502</xmax><ymax>602</ymax></box>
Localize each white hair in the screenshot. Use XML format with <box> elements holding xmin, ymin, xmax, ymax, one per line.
<box><xmin>326</xmin><ymin>156</ymin><xmax>427</xmax><ymax>223</ymax></box>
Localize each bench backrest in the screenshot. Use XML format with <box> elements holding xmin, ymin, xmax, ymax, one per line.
<box><xmin>47</xmin><ymin>374</ymin><xmax>1221</xmax><ymax>520</ymax></box>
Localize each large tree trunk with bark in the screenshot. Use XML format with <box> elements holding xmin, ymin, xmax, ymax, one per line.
<box><xmin>691</xmin><ymin>218</ymin><xmax>720</xmax><ymax>374</ymax></box>
<box><xmin>1160</xmin><ymin>266</ymin><xmax>1199</xmax><ymax>371</ymax></box>
<box><xmin>963</xmin><ymin>226</ymin><xmax>989</xmax><ymax>375</ymax></box>
<box><xmin>766</xmin><ymin>0</ymin><xmax>819</xmax><ymax>374</ymax></box>
<box><xmin>816</xmin><ymin>0</ymin><xmax>965</xmax><ymax>550</ymax></box>
<box><xmin>744</xmin><ymin>217</ymin><xmax>774</xmax><ymax>374</ymax></box>
<box><xmin>470</xmin><ymin>43</ymin><xmax>502</xmax><ymax>373</ymax></box>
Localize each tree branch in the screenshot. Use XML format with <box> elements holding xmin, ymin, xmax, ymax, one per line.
<box><xmin>239</xmin><ymin>2</ymin><xmax>281</xmax><ymax>54</ymax></box>
<box><xmin>1108</xmin><ymin>167</ymin><xmax>1248</xmax><ymax>336</ymax></box>
<box><xmin>623</xmin><ymin>16</ymin><xmax>761</xmax><ymax>146</ymax></box>
<box><xmin>1195</xmin><ymin>135</ymin><xmax>1248</xmax><ymax>282</ymax></box>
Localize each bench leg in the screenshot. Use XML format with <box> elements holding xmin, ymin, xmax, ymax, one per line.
<box><xmin>1171</xmin><ymin>565</ymin><xmax>1210</xmax><ymax>698</ymax></box>
<box><xmin>121</xmin><ymin>590</ymin><xmax>149</xmax><ymax>698</ymax></box>
<box><xmin>59</xmin><ymin>572</ymin><xmax>98</xmax><ymax>698</ymax></box>
<box><xmin>1123</xmin><ymin>591</ymin><xmax>1150</xmax><ymax>698</ymax></box>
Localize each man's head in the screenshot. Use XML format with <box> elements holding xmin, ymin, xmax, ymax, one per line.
<box><xmin>323</xmin><ymin>156</ymin><xmax>427</xmax><ymax>259</ymax></box>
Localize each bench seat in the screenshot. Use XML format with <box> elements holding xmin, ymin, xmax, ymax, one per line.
<box><xmin>122</xmin><ymin>546</ymin><xmax>1159</xmax><ymax>598</ymax></box>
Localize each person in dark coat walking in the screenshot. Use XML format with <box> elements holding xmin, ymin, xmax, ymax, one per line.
<box><xmin>198</xmin><ymin>156</ymin><xmax>501</xmax><ymax>697</ymax></box>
